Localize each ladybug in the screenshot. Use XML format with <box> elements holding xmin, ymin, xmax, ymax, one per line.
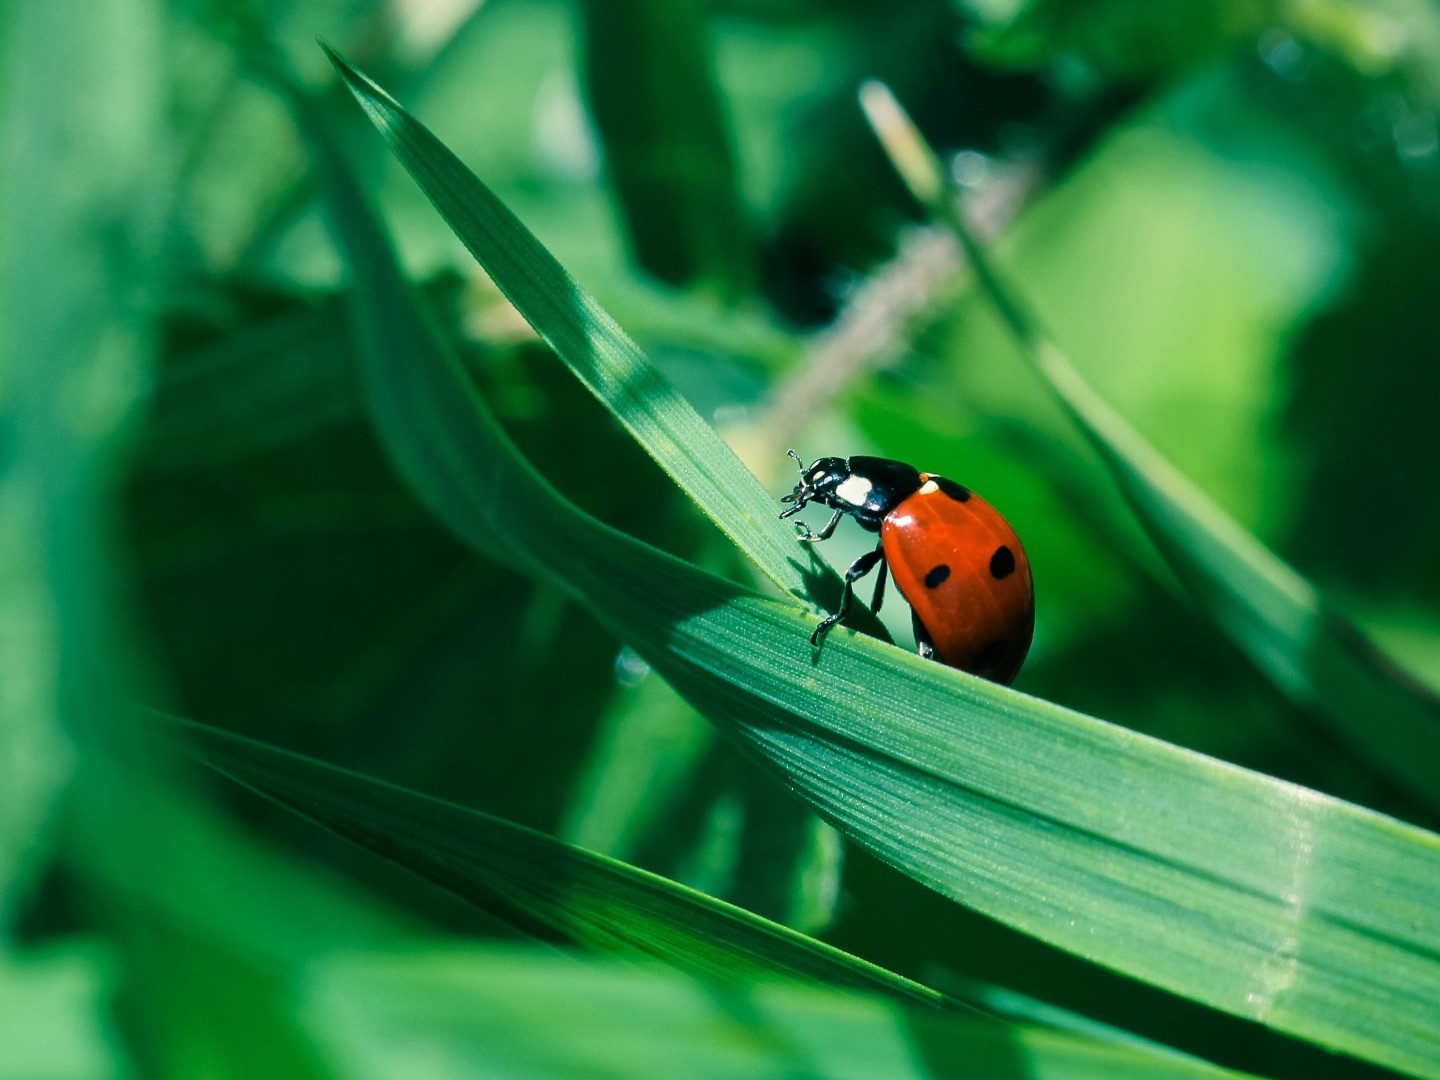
<box><xmin>780</xmin><ymin>451</ymin><xmax>1034</xmax><ymax>685</ymax></box>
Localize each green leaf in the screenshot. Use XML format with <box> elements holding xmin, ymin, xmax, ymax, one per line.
<box><xmin>0</xmin><ymin>946</ymin><xmax>118</xmax><ymax>1080</ymax></box>
<box><xmin>303</xmin><ymin>946</ymin><xmax>1242</xmax><ymax>1080</ymax></box>
<box><xmin>71</xmin><ymin>767</ymin><xmax>412</xmax><ymax>1080</ymax></box>
<box><xmin>313</xmin><ymin>53</ymin><xmax>1440</xmax><ymax>1077</ymax></box>
<box><xmin>561</xmin><ymin>664</ymin><xmax>716</xmax><ymax>863</ymax></box>
<box><xmin>858</xmin><ymin>80</ymin><xmax>1440</xmax><ymax>820</ymax></box>
<box><xmin>955</xmin><ymin>0</ymin><xmax>1271</xmax><ymax>78</ymax></box>
<box><xmin>320</xmin><ymin>44</ymin><xmax>873</xmax><ymax>625</ymax></box>
<box><xmin>139</xmin><ymin>294</ymin><xmax>364</xmax><ymax>472</ymax></box>
<box><xmin>72</xmin><ymin>780</ymin><xmax>413</xmax><ymax>967</ymax></box>
<box><xmin>578</xmin><ymin>0</ymin><xmax>752</xmax><ymax>298</ymax></box>
<box><xmin>941</xmin><ymin>975</ymin><xmax>1218</xmax><ymax>1070</ymax></box>
<box><xmin>167</xmin><ymin>715</ymin><xmax>951</xmax><ymax>1012</ymax></box>
<box><xmin>0</xmin><ymin>0</ymin><xmax>161</xmax><ymax>928</ymax></box>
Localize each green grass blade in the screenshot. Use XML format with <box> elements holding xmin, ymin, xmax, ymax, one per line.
<box><xmin>860</xmin><ymin>80</ymin><xmax>1440</xmax><ymax>816</ymax></box>
<box><xmin>579</xmin><ymin>0</ymin><xmax>751</xmax><ymax>298</ymax></box>
<box><xmin>307</xmin><ymin>60</ymin><xmax>1440</xmax><ymax>1077</ymax></box>
<box><xmin>320</xmin><ymin>45</ymin><xmax>823</xmax><ymax>606</ymax></box>
<box><xmin>167</xmin><ymin>716</ymin><xmax>951</xmax><ymax>1012</ymax></box>
<box><xmin>304</xmin><ymin>947</ymin><xmax>1244</xmax><ymax>1080</ymax></box>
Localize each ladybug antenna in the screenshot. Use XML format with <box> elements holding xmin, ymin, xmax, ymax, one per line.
<box><xmin>780</xmin><ymin>449</ymin><xmax>811</xmax><ymax>517</ymax></box>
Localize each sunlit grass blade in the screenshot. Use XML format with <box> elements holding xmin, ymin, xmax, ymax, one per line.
<box><xmin>305</xmin><ymin>947</ymin><xmax>1244</xmax><ymax>1080</ymax></box>
<box><xmin>167</xmin><ymin>715</ymin><xmax>952</xmax><ymax>1011</ymax></box>
<box><xmin>859</xmin><ymin>80</ymin><xmax>1440</xmax><ymax>816</ymax></box>
<box><xmin>307</xmin><ymin>56</ymin><xmax>1440</xmax><ymax>1077</ymax></box>
<box><xmin>321</xmin><ymin>45</ymin><xmax>837</xmax><ymax>610</ymax></box>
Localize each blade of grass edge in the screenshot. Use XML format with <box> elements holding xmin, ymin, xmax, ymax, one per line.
<box><xmin>167</xmin><ymin>717</ymin><xmax>1249</xmax><ymax>1079</ymax></box>
<box><xmin>320</xmin><ymin>45</ymin><xmax>880</xmax><ymax>633</ymax></box>
<box><xmin>162</xmin><ymin>715</ymin><xmax>950</xmax><ymax>1010</ymax></box>
<box><xmin>299</xmin><ymin>59</ymin><xmax>1440</xmax><ymax>1078</ymax></box>
<box><xmin>858</xmin><ymin>80</ymin><xmax>1440</xmax><ymax>817</ymax></box>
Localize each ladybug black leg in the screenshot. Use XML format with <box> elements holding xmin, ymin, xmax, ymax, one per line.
<box><xmin>795</xmin><ymin>508</ymin><xmax>843</xmax><ymax>543</ymax></box>
<box><xmin>810</xmin><ymin>545</ymin><xmax>884</xmax><ymax>646</ymax></box>
<box><xmin>912</xmin><ymin>611</ymin><xmax>939</xmax><ymax>662</ymax></box>
<box><xmin>870</xmin><ymin>558</ymin><xmax>888</xmax><ymax>614</ymax></box>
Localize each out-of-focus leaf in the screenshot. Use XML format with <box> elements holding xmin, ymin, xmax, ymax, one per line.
<box><xmin>861</xmin><ymin>79</ymin><xmax>1440</xmax><ymax>819</ymax></box>
<box><xmin>71</xmin><ymin>769</ymin><xmax>414</xmax><ymax>1080</ymax></box>
<box><xmin>107</xmin><ymin>902</ymin><xmax>336</xmax><ymax>1080</ymax></box>
<box><xmin>938</xmin><ymin>974</ymin><xmax>1230</xmax><ymax>1071</ymax></box>
<box><xmin>562</xmin><ymin>652</ymin><xmax>841</xmax><ymax>931</ymax></box>
<box><xmin>0</xmin><ymin>0</ymin><xmax>161</xmax><ymax>927</ymax></box>
<box><xmin>0</xmin><ymin>7</ymin><xmax>382</xmax><ymax>1076</ymax></box>
<box><xmin>956</xmin><ymin>0</ymin><xmax>1270</xmax><ymax>77</ymax></box>
<box><xmin>314</xmin><ymin>55</ymin><xmax>1440</xmax><ymax>1076</ymax></box>
<box><xmin>562</xmin><ymin>662</ymin><xmax>715</xmax><ymax>861</ymax></box>
<box><xmin>169</xmin><ymin>716</ymin><xmax>950</xmax><ymax>1011</ymax></box>
<box><xmin>579</xmin><ymin>0</ymin><xmax>751</xmax><ymax>297</ymax></box>
<box><xmin>0</xmin><ymin>946</ymin><xmax>118</xmax><ymax>1080</ymax></box>
<box><xmin>72</xmin><ymin>781</ymin><xmax>413</xmax><ymax>965</ymax></box>
<box><xmin>302</xmin><ymin>947</ymin><xmax>1242</xmax><ymax>1080</ymax></box>
<box><xmin>140</xmin><ymin>293</ymin><xmax>361</xmax><ymax>471</ymax></box>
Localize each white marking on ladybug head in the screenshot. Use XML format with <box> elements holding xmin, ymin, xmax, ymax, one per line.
<box><xmin>918</xmin><ymin>479</ymin><xmax>940</xmax><ymax>495</ymax></box>
<box><xmin>835</xmin><ymin>475</ymin><xmax>873</xmax><ymax>506</ymax></box>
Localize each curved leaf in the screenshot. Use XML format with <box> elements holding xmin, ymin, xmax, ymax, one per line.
<box><xmin>169</xmin><ymin>716</ymin><xmax>950</xmax><ymax>1012</ymax></box>
<box><xmin>174</xmin><ymin>720</ymin><xmax>1249</xmax><ymax>1076</ymax></box>
<box><xmin>320</xmin><ymin>44</ymin><xmax>832</xmax><ymax>611</ymax></box>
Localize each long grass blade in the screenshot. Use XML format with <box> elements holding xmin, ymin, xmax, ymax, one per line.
<box><xmin>859</xmin><ymin>79</ymin><xmax>1440</xmax><ymax>816</ymax></box>
<box><xmin>320</xmin><ymin>45</ymin><xmax>834</xmax><ymax>610</ymax></box>
<box><xmin>168</xmin><ymin>716</ymin><xmax>951</xmax><ymax>1011</ymax></box>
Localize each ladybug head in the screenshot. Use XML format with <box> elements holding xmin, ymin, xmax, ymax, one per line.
<box><xmin>779</xmin><ymin>450</ymin><xmax>849</xmax><ymax>518</ymax></box>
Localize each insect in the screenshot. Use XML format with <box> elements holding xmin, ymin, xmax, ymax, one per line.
<box><xmin>780</xmin><ymin>451</ymin><xmax>1034</xmax><ymax>685</ymax></box>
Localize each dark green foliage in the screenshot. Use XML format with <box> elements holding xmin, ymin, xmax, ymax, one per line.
<box><xmin>8</xmin><ymin>1</ymin><xmax>1440</xmax><ymax>1078</ymax></box>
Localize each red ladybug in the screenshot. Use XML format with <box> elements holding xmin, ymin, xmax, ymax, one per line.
<box><xmin>780</xmin><ymin>451</ymin><xmax>1034</xmax><ymax>685</ymax></box>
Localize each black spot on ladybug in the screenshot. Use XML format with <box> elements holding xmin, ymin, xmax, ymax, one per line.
<box><xmin>971</xmin><ymin>640</ymin><xmax>1008</xmax><ymax>677</ymax></box>
<box><xmin>989</xmin><ymin>546</ymin><xmax>1015</xmax><ymax>579</ymax></box>
<box><xmin>934</xmin><ymin>476</ymin><xmax>971</xmax><ymax>502</ymax></box>
<box><xmin>924</xmin><ymin>564</ymin><xmax>951</xmax><ymax>588</ymax></box>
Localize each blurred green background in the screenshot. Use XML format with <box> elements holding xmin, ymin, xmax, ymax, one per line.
<box><xmin>6</xmin><ymin>0</ymin><xmax>1440</xmax><ymax>1076</ymax></box>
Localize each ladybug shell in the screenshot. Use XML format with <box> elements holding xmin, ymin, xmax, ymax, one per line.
<box><xmin>881</xmin><ymin>475</ymin><xmax>1034</xmax><ymax>685</ymax></box>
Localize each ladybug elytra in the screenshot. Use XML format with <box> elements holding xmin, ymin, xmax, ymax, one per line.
<box><xmin>780</xmin><ymin>451</ymin><xmax>1034</xmax><ymax>685</ymax></box>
